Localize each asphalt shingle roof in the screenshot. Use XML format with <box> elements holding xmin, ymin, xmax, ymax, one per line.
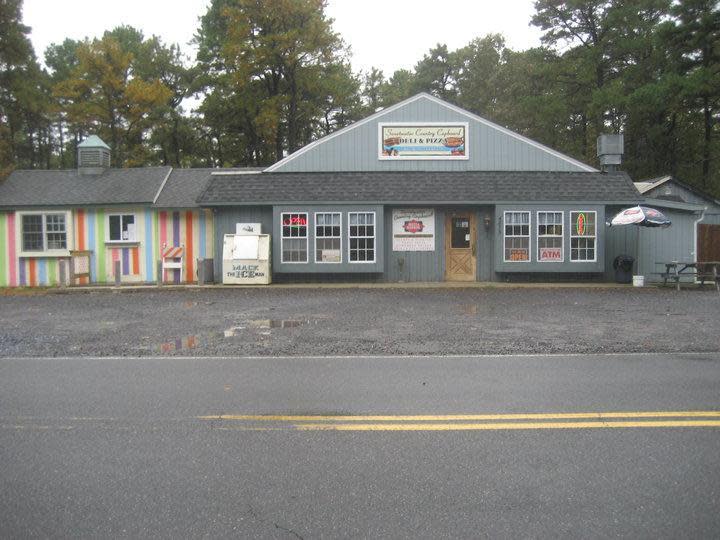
<box><xmin>0</xmin><ymin>167</ymin><xmax>171</xmax><ymax>208</ymax></box>
<box><xmin>154</xmin><ymin>168</ymin><xmax>263</xmax><ymax>208</ymax></box>
<box><xmin>197</xmin><ymin>171</ymin><xmax>641</xmax><ymax>205</ymax></box>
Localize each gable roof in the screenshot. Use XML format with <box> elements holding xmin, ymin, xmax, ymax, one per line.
<box><xmin>197</xmin><ymin>170</ymin><xmax>640</xmax><ymax>205</ymax></box>
<box><xmin>0</xmin><ymin>167</ymin><xmax>172</xmax><ymax>208</ymax></box>
<box><xmin>154</xmin><ymin>168</ymin><xmax>263</xmax><ymax>208</ymax></box>
<box><xmin>635</xmin><ymin>175</ymin><xmax>720</xmax><ymax>205</ymax></box>
<box><xmin>266</xmin><ymin>93</ymin><xmax>597</xmax><ymax>173</ymax></box>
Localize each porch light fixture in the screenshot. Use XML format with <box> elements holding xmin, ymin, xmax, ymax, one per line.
<box><xmin>484</xmin><ymin>216</ymin><xmax>492</xmax><ymax>230</ymax></box>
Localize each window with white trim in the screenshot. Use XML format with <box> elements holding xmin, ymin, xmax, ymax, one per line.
<box><xmin>504</xmin><ymin>211</ymin><xmax>530</xmax><ymax>262</ymax></box>
<box><xmin>570</xmin><ymin>211</ymin><xmax>597</xmax><ymax>262</ymax></box>
<box><xmin>537</xmin><ymin>211</ymin><xmax>563</xmax><ymax>262</ymax></box>
<box><xmin>281</xmin><ymin>212</ymin><xmax>308</xmax><ymax>263</ymax></box>
<box><xmin>21</xmin><ymin>212</ymin><xmax>68</xmax><ymax>253</ymax></box>
<box><xmin>315</xmin><ymin>212</ymin><xmax>341</xmax><ymax>263</ymax></box>
<box><xmin>107</xmin><ymin>214</ymin><xmax>136</xmax><ymax>242</ymax></box>
<box><xmin>349</xmin><ymin>212</ymin><xmax>375</xmax><ymax>263</ymax></box>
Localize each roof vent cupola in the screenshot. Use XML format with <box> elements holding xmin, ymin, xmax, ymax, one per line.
<box><xmin>77</xmin><ymin>135</ymin><xmax>111</xmax><ymax>175</ymax></box>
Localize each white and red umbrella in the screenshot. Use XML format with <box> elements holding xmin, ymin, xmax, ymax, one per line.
<box><xmin>609</xmin><ymin>206</ymin><xmax>671</xmax><ymax>228</ymax></box>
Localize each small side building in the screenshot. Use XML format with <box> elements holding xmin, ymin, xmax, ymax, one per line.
<box><xmin>0</xmin><ymin>137</ymin><xmax>222</xmax><ymax>287</ymax></box>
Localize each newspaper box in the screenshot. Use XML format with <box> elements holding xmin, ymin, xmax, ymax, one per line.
<box><xmin>222</xmin><ymin>231</ymin><xmax>271</xmax><ymax>285</ymax></box>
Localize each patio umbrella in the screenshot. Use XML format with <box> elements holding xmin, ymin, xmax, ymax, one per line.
<box><xmin>607</xmin><ymin>206</ymin><xmax>672</xmax><ymax>278</ymax></box>
<box><xmin>608</xmin><ymin>205</ymin><xmax>672</xmax><ymax>228</ymax></box>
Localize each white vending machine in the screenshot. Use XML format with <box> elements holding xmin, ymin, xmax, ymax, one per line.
<box><xmin>222</xmin><ymin>223</ymin><xmax>271</xmax><ymax>285</ymax></box>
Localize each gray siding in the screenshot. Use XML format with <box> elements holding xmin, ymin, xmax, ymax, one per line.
<box><xmin>271</xmin><ymin>96</ymin><xmax>592</xmax><ymax>173</ymax></box>
<box><xmin>495</xmin><ymin>205</ymin><xmax>606</xmax><ymax>273</ymax></box>
<box><xmin>645</xmin><ymin>183</ymin><xmax>720</xmax><ymax>225</ymax></box>
<box><xmin>604</xmin><ymin>207</ymin><xmax>699</xmax><ymax>281</ymax></box>
<box><xmin>384</xmin><ymin>207</ymin><xmax>444</xmax><ymax>282</ymax></box>
<box><xmin>212</xmin><ymin>206</ymin><xmax>273</xmax><ymax>281</ymax></box>
<box><xmin>272</xmin><ymin>205</ymin><xmax>384</xmax><ymax>273</ymax></box>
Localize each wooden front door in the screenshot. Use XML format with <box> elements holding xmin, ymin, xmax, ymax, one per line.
<box><xmin>698</xmin><ymin>224</ymin><xmax>720</xmax><ymax>262</ymax></box>
<box><xmin>445</xmin><ymin>213</ymin><xmax>477</xmax><ymax>281</ymax></box>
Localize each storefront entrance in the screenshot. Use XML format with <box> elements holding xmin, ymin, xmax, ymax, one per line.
<box><xmin>444</xmin><ymin>213</ymin><xmax>477</xmax><ymax>281</ymax></box>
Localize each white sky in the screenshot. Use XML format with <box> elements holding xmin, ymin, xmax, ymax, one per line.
<box><xmin>23</xmin><ymin>0</ymin><xmax>543</xmax><ymax>76</ymax></box>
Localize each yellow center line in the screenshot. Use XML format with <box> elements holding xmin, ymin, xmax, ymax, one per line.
<box><xmin>198</xmin><ymin>411</ymin><xmax>720</xmax><ymax>422</ymax></box>
<box><xmin>292</xmin><ymin>420</ymin><xmax>720</xmax><ymax>431</ymax></box>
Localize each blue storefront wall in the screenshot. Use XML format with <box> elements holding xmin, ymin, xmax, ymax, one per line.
<box><xmin>494</xmin><ymin>204</ymin><xmax>606</xmax><ymax>274</ymax></box>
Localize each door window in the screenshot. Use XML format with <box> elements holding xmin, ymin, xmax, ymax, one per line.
<box><xmin>451</xmin><ymin>217</ymin><xmax>470</xmax><ymax>249</ymax></box>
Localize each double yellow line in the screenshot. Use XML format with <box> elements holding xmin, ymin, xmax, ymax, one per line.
<box><xmin>199</xmin><ymin>411</ymin><xmax>720</xmax><ymax>431</ymax></box>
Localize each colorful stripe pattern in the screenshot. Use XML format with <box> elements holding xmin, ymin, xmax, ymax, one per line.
<box><xmin>0</xmin><ymin>208</ymin><xmax>213</xmax><ymax>287</ymax></box>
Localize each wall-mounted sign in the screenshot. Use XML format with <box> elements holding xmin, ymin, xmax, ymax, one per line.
<box><xmin>379</xmin><ymin>123</ymin><xmax>469</xmax><ymax>160</ymax></box>
<box><xmin>539</xmin><ymin>247</ymin><xmax>562</xmax><ymax>261</ymax></box>
<box><xmin>236</xmin><ymin>223</ymin><xmax>262</xmax><ymax>235</ymax></box>
<box><xmin>392</xmin><ymin>209</ymin><xmax>435</xmax><ymax>251</ymax></box>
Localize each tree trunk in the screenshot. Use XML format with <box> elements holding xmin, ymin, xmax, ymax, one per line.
<box><xmin>702</xmin><ymin>95</ymin><xmax>711</xmax><ymax>189</ymax></box>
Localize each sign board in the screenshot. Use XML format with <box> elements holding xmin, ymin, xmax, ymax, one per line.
<box><xmin>321</xmin><ymin>249</ymin><xmax>341</xmax><ymax>263</ymax></box>
<box><xmin>509</xmin><ymin>248</ymin><xmax>529</xmax><ymax>261</ymax></box>
<box><xmin>379</xmin><ymin>123</ymin><xmax>468</xmax><ymax>160</ymax></box>
<box><xmin>539</xmin><ymin>247</ymin><xmax>562</xmax><ymax>261</ymax></box>
<box><xmin>236</xmin><ymin>223</ymin><xmax>262</xmax><ymax>235</ymax></box>
<box><xmin>392</xmin><ymin>209</ymin><xmax>435</xmax><ymax>251</ymax></box>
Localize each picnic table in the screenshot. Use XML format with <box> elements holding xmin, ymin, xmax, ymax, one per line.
<box><xmin>655</xmin><ymin>261</ymin><xmax>720</xmax><ymax>291</ymax></box>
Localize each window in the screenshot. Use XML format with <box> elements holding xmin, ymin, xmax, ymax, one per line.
<box><xmin>570</xmin><ymin>211</ymin><xmax>596</xmax><ymax>262</ymax></box>
<box><xmin>108</xmin><ymin>214</ymin><xmax>136</xmax><ymax>242</ymax></box>
<box><xmin>315</xmin><ymin>212</ymin><xmax>342</xmax><ymax>263</ymax></box>
<box><xmin>349</xmin><ymin>212</ymin><xmax>375</xmax><ymax>263</ymax></box>
<box><xmin>504</xmin><ymin>211</ymin><xmax>530</xmax><ymax>262</ymax></box>
<box><xmin>281</xmin><ymin>212</ymin><xmax>308</xmax><ymax>263</ymax></box>
<box><xmin>21</xmin><ymin>212</ymin><xmax>68</xmax><ymax>253</ymax></box>
<box><xmin>537</xmin><ymin>211</ymin><xmax>563</xmax><ymax>262</ymax></box>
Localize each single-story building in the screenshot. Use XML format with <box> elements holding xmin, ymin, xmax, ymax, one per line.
<box><xmin>198</xmin><ymin>93</ymin><xmax>641</xmax><ymax>283</ymax></box>
<box><xmin>0</xmin><ymin>136</ymin><xmax>237</xmax><ymax>287</ymax></box>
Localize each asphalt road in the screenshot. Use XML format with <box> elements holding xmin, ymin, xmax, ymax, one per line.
<box><xmin>1</xmin><ymin>352</ymin><xmax>719</xmax><ymax>538</ymax></box>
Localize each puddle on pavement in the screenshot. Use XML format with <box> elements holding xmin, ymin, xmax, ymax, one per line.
<box><xmin>155</xmin><ymin>318</ymin><xmax>318</xmax><ymax>353</ymax></box>
<box><xmin>248</xmin><ymin>319</ymin><xmax>309</xmax><ymax>329</ymax></box>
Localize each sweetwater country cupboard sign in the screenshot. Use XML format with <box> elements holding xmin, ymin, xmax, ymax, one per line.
<box><xmin>392</xmin><ymin>209</ymin><xmax>435</xmax><ymax>251</ymax></box>
<box><xmin>379</xmin><ymin>123</ymin><xmax>467</xmax><ymax>159</ymax></box>
<box><xmin>196</xmin><ymin>92</ymin><xmax>641</xmax><ymax>283</ymax></box>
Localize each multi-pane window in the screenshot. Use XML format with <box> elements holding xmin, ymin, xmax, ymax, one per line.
<box><xmin>570</xmin><ymin>211</ymin><xmax>597</xmax><ymax>262</ymax></box>
<box><xmin>281</xmin><ymin>212</ymin><xmax>308</xmax><ymax>263</ymax></box>
<box><xmin>108</xmin><ymin>214</ymin><xmax>136</xmax><ymax>242</ymax></box>
<box><xmin>537</xmin><ymin>211</ymin><xmax>563</xmax><ymax>262</ymax></box>
<box><xmin>21</xmin><ymin>213</ymin><xmax>67</xmax><ymax>253</ymax></box>
<box><xmin>349</xmin><ymin>212</ymin><xmax>375</xmax><ymax>262</ymax></box>
<box><xmin>504</xmin><ymin>211</ymin><xmax>530</xmax><ymax>262</ymax></box>
<box><xmin>315</xmin><ymin>212</ymin><xmax>342</xmax><ymax>263</ymax></box>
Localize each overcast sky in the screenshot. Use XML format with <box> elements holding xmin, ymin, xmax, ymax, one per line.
<box><xmin>23</xmin><ymin>0</ymin><xmax>543</xmax><ymax>76</ymax></box>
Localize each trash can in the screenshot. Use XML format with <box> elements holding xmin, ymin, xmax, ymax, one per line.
<box><xmin>613</xmin><ymin>254</ymin><xmax>634</xmax><ymax>284</ymax></box>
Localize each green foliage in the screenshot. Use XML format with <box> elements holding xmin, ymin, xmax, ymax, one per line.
<box><xmin>194</xmin><ymin>0</ymin><xmax>359</xmax><ymax>165</ymax></box>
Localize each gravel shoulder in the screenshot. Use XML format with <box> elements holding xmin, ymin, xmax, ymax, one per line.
<box><xmin>0</xmin><ymin>287</ymin><xmax>718</xmax><ymax>357</ymax></box>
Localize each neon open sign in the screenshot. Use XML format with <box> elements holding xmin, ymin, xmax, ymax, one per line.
<box><xmin>283</xmin><ymin>216</ymin><xmax>307</xmax><ymax>226</ymax></box>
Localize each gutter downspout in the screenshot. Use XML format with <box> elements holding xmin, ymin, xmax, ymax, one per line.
<box><xmin>692</xmin><ymin>207</ymin><xmax>707</xmax><ymax>264</ymax></box>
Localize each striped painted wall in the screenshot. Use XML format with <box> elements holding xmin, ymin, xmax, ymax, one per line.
<box><xmin>0</xmin><ymin>208</ymin><xmax>214</xmax><ymax>287</ymax></box>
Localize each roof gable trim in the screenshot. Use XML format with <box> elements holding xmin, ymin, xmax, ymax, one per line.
<box><xmin>153</xmin><ymin>167</ymin><xmax>174</xmax><ymax>204</ymax></box>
